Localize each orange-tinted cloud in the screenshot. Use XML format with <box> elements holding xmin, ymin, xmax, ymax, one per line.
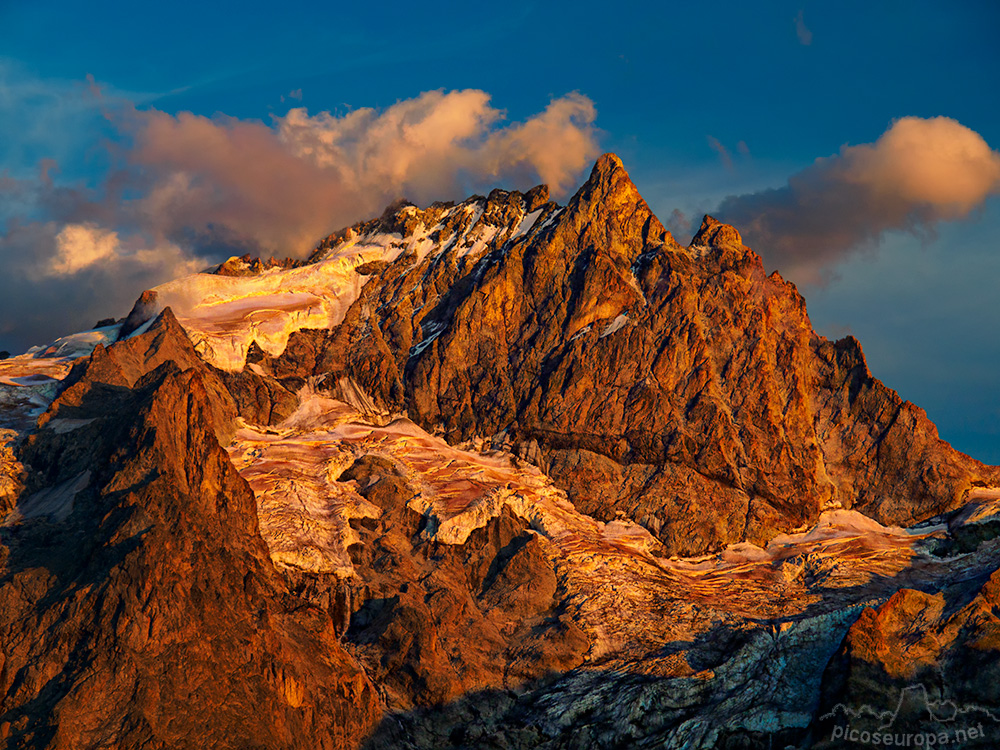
<box><xmin>126</xmin><ymin>89</ymin><xmax>600</xmax><ymax>259</ymax></box>
<box><xmin>1</xmin><ymin>85</ymin><xmax>600</xmax><ymax>351</ymax></box>
<box><xmin>472</xmin><ymin>92</ymin><xmax>600</xmax><ymax>195</ymax></box>
<box><xmin>707</xmin><ymin>136</ymin><xmax>734</xmax><ymax>171</ymax></box>
<box><xmin>716</xmin><ymin>117</ymin><xmax>1000</xmax><ymax>283</ymax></box>
<box><xmin>126</xmin><ymin>109</ymin><xmax>356</xmax><ymax>258</ymax></box>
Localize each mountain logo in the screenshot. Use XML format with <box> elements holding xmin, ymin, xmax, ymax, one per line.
<box><xmin>822</xmin><ymin>684</ymin><xmax>999</xmax><ymax>746</ymax></box>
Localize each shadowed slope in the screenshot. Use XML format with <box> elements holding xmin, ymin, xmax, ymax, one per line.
<box><xmin>0</xmin><ymin>312</ymin><xmax>379</xmax><ymax>749</ymax></box>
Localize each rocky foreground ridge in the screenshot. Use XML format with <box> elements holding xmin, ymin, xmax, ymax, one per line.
<box><xmin>0</xmin><ymin>155</ymin><xmax>998</xmax><ymax>748</ymax></box>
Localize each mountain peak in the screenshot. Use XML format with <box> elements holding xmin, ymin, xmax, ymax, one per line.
<box><xmin>560</xmin><ymin>153</ymin><xmax>674</xmax><ymax>254</ymax></box>
<box><xmin>5</xmin><ymin>148</ymin><xmax>1000</xmax><ymax>750</ymax></box>
<box><xmin>690</xmin><ymin>214</ymin><xmax>743</xmax><ymax>248</ymax></box>
<box><xmin>582</xmin><ymin>152</ymin><xmax>632</xmax><ymax>198</ymax></box>
<box><xmin>593</xmin><ymin>151</ymin><xmax>625</xmax><ymax>173</ymax></box>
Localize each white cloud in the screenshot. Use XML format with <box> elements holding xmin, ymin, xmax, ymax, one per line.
<box><xmin>49</xmin><ymin>223</ymin><xmax>120</xmax><ymax>275</ymax></box>
<box><xmin>794</xmin><ymin>10</ymin><xmax>813</xmax><ymax>46</ymax></box>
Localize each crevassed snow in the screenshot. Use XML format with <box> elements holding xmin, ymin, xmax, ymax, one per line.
<box><xmin>227</xmin><ymin>388</ymin><xmax>664</xmax><ymax>580</ymax></box>
<box><xmin>152</xmin><ymin>246</ymin><xmax>403</xmax><ymax>371</ymax></box>
<box><xmin>767</xmin><ymin>509</ymin><xmax>910</xmax><ymax>546</ymax></box>
<box><xmin>227</xmin><ymin>388</ymin><xmax>987</xmax><ymax>666</ymax></box>
<box><xmin>666</xmin><ymin>509</ymin><xmax>937</xmax><ymax>576</ymax></box>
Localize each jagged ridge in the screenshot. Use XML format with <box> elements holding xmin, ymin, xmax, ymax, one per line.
<box><xmin>242</xmin><ymin>153</ymin><xmax>999</xmax><ymax>555</ymax></box>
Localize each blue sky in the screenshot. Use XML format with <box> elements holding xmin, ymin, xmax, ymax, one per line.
<box><xmin>1</xmin><ymin>1</ymin><xmax>999</xmax><ymax>461</ymax></box>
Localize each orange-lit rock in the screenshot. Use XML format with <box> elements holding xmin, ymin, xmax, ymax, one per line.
<box><xmin>1</xmin><ymin>154</ymin><xmax>998</xmax><ymax>749</ymax></box>
<box><xmin>252</xmin><ymin>153</ymin><xmax>999</xmax><ymax>556</ymax></box>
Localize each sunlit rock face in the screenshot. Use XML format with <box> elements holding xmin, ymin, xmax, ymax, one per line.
<box><xmin>238</xmin><ymin>153</ymin><xmax>1000</xmax><ymax>556</ymax></box>
<box><xmin>1</xmin><ymin>154</ymin><xmax>999</xmax><ymax>749</ymax></box>
<box><xmin>125</xmin><ymin>186</ymin><xmax>556</xmax><ymax>374</ymax></box>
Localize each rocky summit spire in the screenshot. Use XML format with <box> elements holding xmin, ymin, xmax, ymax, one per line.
<box><xmin>584</xmin><ymin>152</ymin><xmax>630</xmax><ymax>193</ymax></box>
<box><xmin>690</xmin><ymin>214</ymin><xmax>743</xmax><ymax>248</ymax></box>
<box><xmin>563</xmin><ymin>153</ymin><xmax>676</xmax><ymax>254</ymax></box>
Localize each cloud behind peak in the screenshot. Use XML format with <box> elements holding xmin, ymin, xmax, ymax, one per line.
<box><xmin>0</xmin><ymin>85</ymin><xmax>601</xmax><ymax>352</ymax></box>
<box><xmin>716</xmin><ymin>116</ymin><xmax>1000</xmax><ymax>283</ymax></box>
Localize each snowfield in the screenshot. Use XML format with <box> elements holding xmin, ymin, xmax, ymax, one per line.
<box><xmin>225</xmin><ymin>383</ymin><xmax>1000</xmax><ymax>670</ymax></box>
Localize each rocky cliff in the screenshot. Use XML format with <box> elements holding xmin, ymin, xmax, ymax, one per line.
<box><xmin>0</xmin><ymin>312</ymin><xmax>595</xmax><ymax>748</ymax></box>
<box><xmin>0</xmin><ymin>313</ymin><xmax>379</xmax><ymax>749</ymax></box>
<box><xmin>251</xmin><ymin>153</ymin><xmax>999</xmax><ymax>556</ymax></box>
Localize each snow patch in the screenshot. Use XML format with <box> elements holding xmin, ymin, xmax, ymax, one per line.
<box><xmin>512</xmin><ymin>208</ymin><xmax>543</xmax><ymax>239</ymax></box>
<box><xmin>410</xmin><ymin>331</ymin><xmax>443</xmax><ymax>358</ymax></box>
<box><xmin>455</xmin><ymin>223</ymin><xmax>501</xmax><ymax>260</ymax></box>
<box><xmin>600</xmin><ymin>314</ymin><xmax>629</xmax><ymax>338</ymax></box>
<box><xmin>667</xmin><ymin>509</ymin><xmax>938</xmax><ymax>575</ymax></box>
<box><xmin>767</xmin><ymin>509</ymin><xmax>909</xmax><ymax>547</ymax></box>
<box><xmin>152</xmin><ymin>245</ymin><xmax>400</xmax><ymax>371</ymax></box>
<box><xmin>0</xmin><ymin>324</ymin><xmax>122</xmax><ymax>429</ymax></box>
<box><xmin>126</xmin><ymin>316</ymin><xmax>156</xmax><ymax>339</ymax></box>
<box><xmin>535</xmin><ymin>207</ymin><xmax>563</xmax><ymax>232</ymax></box>
<box><xmin>952</xmin><ymin>487</ymin><xmax>1000</xmax><ymax>527</ymax></box>
<box><xmin>21</xmin><ymin>325</ymin><xmax>121</xmax><ymax>361</ymax></box>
